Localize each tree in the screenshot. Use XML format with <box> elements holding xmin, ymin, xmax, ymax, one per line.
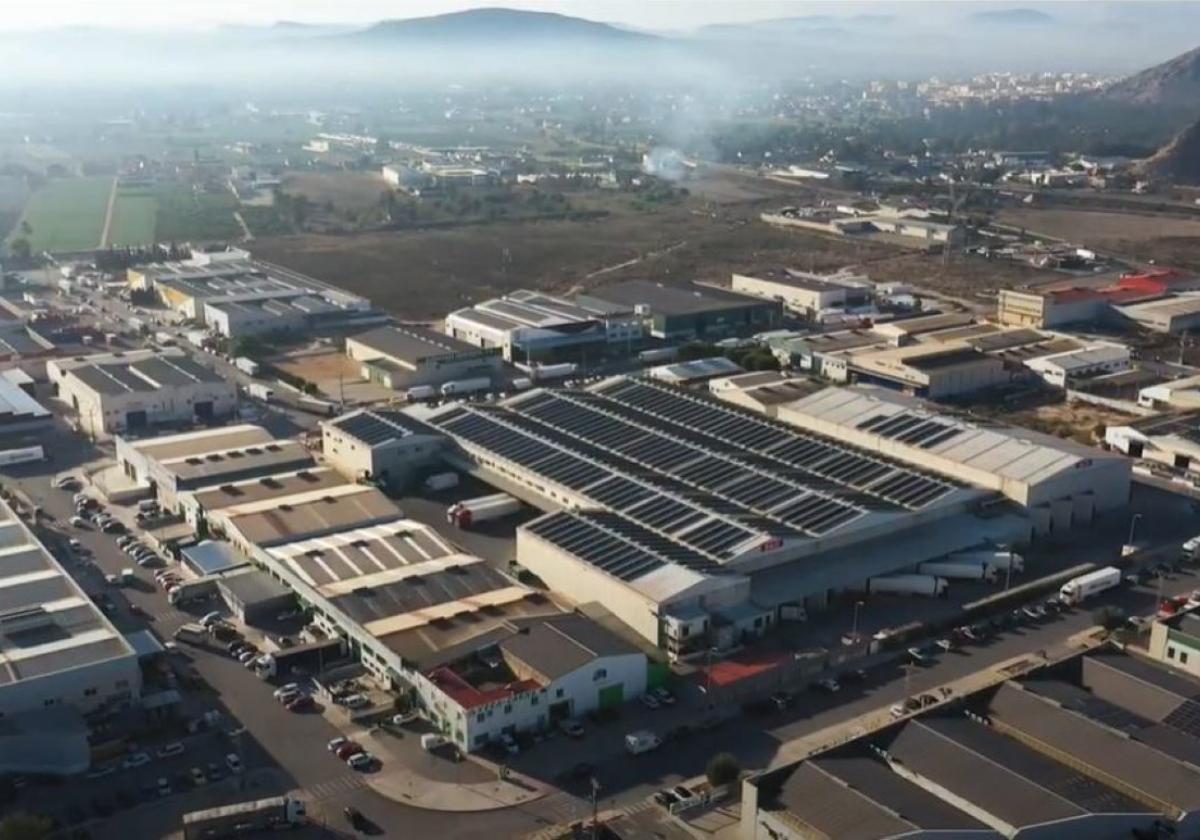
<box><xmin>8</xmin><ymin>237</ymin><xmax>30</xmax><ymax>261</ymax></box>
<box><xmin>18</xmin><ymin>220</ymin><xmax>31</xmax><ymax>237</ymax></box>
<box><xmin>706</xmin><ymin>752</ymin><xmax>740</xmax><ymax>787</ymax></box>
<box><xmin>0</xmin><ymin>812</ymin><xmax>54</xmax><ymax>840</ymax></box>
<box><xmin>231</xmin><ymin>335</ymin><xmax>268</xmax><ymax>360</ymax></box>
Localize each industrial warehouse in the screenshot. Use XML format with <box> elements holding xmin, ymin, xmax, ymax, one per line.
<box><xmin>741</xmin><ymin>647</ymin><xmax>1200</xmax><ymax>839</ymax></box>
<box><xmin>414</xmin><ymin>375</ymin><xmax>1129</xmax><ymax>653</ymax></box>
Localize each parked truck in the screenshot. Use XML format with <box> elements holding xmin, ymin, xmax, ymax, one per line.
<box><xmin>529</xmin><ymin>363</ymin><xmax>577</xmax><ymax>382</ymax></box>
<box><xmin>423</xmin><ymin>472</ymin><xmax>460</xmax><ymax>493</ymax></box>
<box><xmin>440</xmin><ymin>377</ymin><xmax>491</xmax><ymax>397</ymax></box>
<box><xmin>254</xmin><ymin>637</ymin><xmax>343</xmax><ymax>680</ymax></box>
<box><xmin>637</xmin><ymin>347</ymin><xmax>679</xmax><ymax>365</ymax></box>
<box><xmin>917</xmin><ymin>561</ymin><xmax>997</xmax><ymax>583</ymax></box>
<box><xmin>173</xmin><ymin>623</ymin><xmax>209</xmax><ymax>646</ymax></box>
<box><xmin>446</xmin><ymin>493</ymin><xmax>522</xmax><ymax>528</ymax></box>
<box><xmin>182</xmin><ymin>795</ymin><xmax>306</xmax><ymax>840</ymax></box>
<box><xmin>405</xmin><ymin>384</ymin><xmax>437</xmax><ymax>402</ymax></box>
<box><xmin>246</xmin><ymin>383</ymin><xmax>274</xmax><ymax>402</ymax></box>
<box><xmin>511</xmin><ymin>377</ymin><xmax>533</xmax><ymax>391</ymax></box>
<box><xmin>167</xmin><ymin>578</ymin><xmax>219</xmax><ymax>607</ymax></box>
<box><xmin>1058</xmin><ymin>566</ymin><xmax>1121</xmax><ymax>606</ymax></box>
<box><xmin>868</xmin><ymin>574</ymin><xmax>948</xmax><ymax>597</ymax></box>
<box><xmin>948</xmin><ymin>550</ymin><xmax>1024</xmax><ymax>575</ymax></box>
<box><xmin>234</xmin><ymin>357</ymin><xmax>260</xmax><ymax>376</ymax></box>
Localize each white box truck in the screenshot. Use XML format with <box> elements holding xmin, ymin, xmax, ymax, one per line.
<box><xmin>1059</xmin><ymin>566</ymin><xmax>1121</xmax><ymax>605</ymax></box>
<box><xmin>234</xmin><ymin>357</ymin><xmax>260</xmax><ymax>376</ymax></box>
<box><xmin>447</xmin><ymin>493</ymin><xmax>521</xmax><ymax>528</ymax></box>
<box><xmin>424</xmin><ymin>472</ymin><xmax>460</xmax><ymax>493</ymax></box>
<box><xmin>948</xmin><ymin>550</ymin><xmax>1024</xmax><ymax>574</ymax></box>
<box><xmin>246</xmin><ymin>383</ymin><xmax>274</xmax><ymax>401</ymax></box>
<box><xmin>406</xmin><ymin>384</ymin><xmax>437</xmax><ymax>402</ymax></box>
<box><xmin>440</xmin><ymin>377</ymin><xmax>491</xmax><ymax>397</ymax></box>
<box><xmin>868</xmin><ymin>574</ymin><xmax>948</xmax><ymax>597</ymax></box>
<box><xmin>530</xmin><ymin>363</ymin><xmax>577</xmax><ymax>382</ymax></box>
<box><xmin>917</xmin><ymin>561</ymin><xmax>997</xmax><ymax>583</ymax></box>
<box><xmin>625</xmin><ymin>730</ymin><xmax>661</xmax><ymax>755</ymax></box>
<box><xmin>182</xmin><ymin>796</ymin><xmax>305</xmax><ymax>840</ymax></box>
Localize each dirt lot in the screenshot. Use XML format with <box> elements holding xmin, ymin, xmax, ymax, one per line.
<box><xmin>251</xmin><ymin>194</ymin><xmax>899</xmax><ymax>319</ymax></box>
<box><xmin>998</xmin><ymin>208</ymin><xmax>1200</xmax><ymax>246</ymax></box>
<box><xmin>985</xmin><ymin>400</ymin><xmax>1138</xmax><ymax>445</ymax></box>
<box><xmin>281</xmin><ymin>171</ymin><xmax>389</xmax><ymax>212</ymax></box>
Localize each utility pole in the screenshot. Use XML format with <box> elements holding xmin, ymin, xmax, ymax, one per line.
<box><xmin>590</xmin><ymin>776</ymin><xmax>600</xmax><ymax>840</ymax></box>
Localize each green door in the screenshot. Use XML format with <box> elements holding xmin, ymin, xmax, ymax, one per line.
<box><xmin>598</xmin><ymin>683</ymin><xmax>623</xmax><ymax>709</ymax></box>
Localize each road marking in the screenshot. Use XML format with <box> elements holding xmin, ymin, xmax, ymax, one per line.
<box><xmin>305</xmin><ymin>774</ymin><xmax>367</xmax><ymax>802</ymax></box>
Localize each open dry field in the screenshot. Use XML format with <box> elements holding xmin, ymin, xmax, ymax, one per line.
<box><xmin>998</xmin><ymin>208</ymin><xmax>1200</xmax><ymax>246</ymax></box>
<box><xmin>282</xmin><ymin>170</ymin><xmax>389</xmax><ymax>212</ymax></box>
<box><xmin>251</xmin><ymin>196</ymin><xmax>898</xmax><ymax>319</ymax></box>
<box><xmin>985</xmin><ymin>400</ymin><xmax>1137</xmax><ymax>445</ymax></box>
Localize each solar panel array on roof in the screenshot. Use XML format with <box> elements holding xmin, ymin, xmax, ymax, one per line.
<box><xmin>858</xmin><ymin>411</ymin><xmax>966</xmax><ymax>449</ymax></box>
<box><xmin>332</xmin><ymin>411</ymin><xmax>415</xmax><ymax>446</ymax></box>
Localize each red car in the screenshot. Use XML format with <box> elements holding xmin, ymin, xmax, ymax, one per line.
<box><xmin>286</xmin><ymin>695</ymin><xmax>314</xmax><ymax>712</ymax></box>
<box><xmin>335</xmin><ymin>741</ymin><xmax>363</xmax><ymax>761</ymax></box>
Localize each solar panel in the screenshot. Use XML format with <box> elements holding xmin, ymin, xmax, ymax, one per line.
<box><xmin>1164</xmin><ymin>700</ymin><xmax>1200</xmax><ymax>738</ymax></box>
<box><xmin>333</xmin><ymin>412</ymin><xmax>412</xmax><ymax>445</ymax></box>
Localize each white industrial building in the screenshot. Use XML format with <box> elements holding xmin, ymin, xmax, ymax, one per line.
<box><xmin>47</xmin><ymin>349</ymin><xmax>237</xmax><ymax>439</ymax></box>
<box><xmin>731</xmin><ymin>268</ymin><xmax>872</xmax><ymax>318</ymax></box>
<box><xmin>116</xmin><ymin>424</ymin><xmax>314</xmax><ymax>511</ymax></box>
<box><xmin>778</xmin><ymin>385</ymin><xmax>1130</xmax><ymax>525</ymax></box>
<box><xmin>320</xmin><ymin>408</ymin><xmax>444</xmax><ymax>486</ymax></box>
<box><xmin>0</xmin><ymin>497</ymin><xmax>140</xmax><ymax>733</ymax></box>
<box><xmin>1024</xmin><ymin>342</ymin><xmax>1131</xmax><ymax>387</ymax></box>
<box><xmin>1139</xmin><ymin>374</ymin><xmax>1200</xmax><ymax>411</ymax></box>
<box><xmin>415</xmin><ymin>377</ymin><xmax>1053</xmax><ymax>653</ymax></box>
<box><xmin>129</xmin><ymin>257</ymin><xmax>379</xmax><ymax>338</ymax></box>
<box><xmin>345</xmin><ymin>324</ymin><xmax>503</xmax><ymax>391</ymax></box>
<box><xmin>1117</xmin><ymin>295</ymin><xmax>1200</xmax><ymax>335</ymax></box>
<box><xmin>445</xmin><ymin>290</ymin><xmax>630</xmax><ymax>363</ymax></box>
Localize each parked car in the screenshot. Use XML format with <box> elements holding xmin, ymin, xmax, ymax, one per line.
<box><xmin>651</xmin><ymin>687</ymin><xmax>676</xmax><ymax>705</ymax></box>
<box><xmin>156</xmin><ymin>777</ymin><xmax>171</xmax><ymax>796</ymax></box>
<box><xmin>558</xmin><ymin>718</ymin><xmax>585</xmax><ymax>738</ymax></box>
<box><xmin>189</xmin><ymin>767</ymin><xmax>206</xmax><ymax>786</ymax></box>
<box><xmin>286</xmin><ymin>695</ymin><xmax>314</xmax><ymax>712</ymax></box>
<box><xmin>335</xmin><ymin>742</ymin><xmax>363</xmax><ymax>761</ymax></box>
<box><xmin>206</xmin><ymin>763</ymin><xmax>223</xmax><ymax>782</ymax></box>
<box><xmin>936</xmin><ymin>637</ymin><xmax>957</xmax><ymax>652</ymax></box>
<box><xmin>342</xmin><ymin>694</ymin><xmax>370</xmax><ymax>710</ymax></box>
<box><xmin>200</xmin><ymin>612</ymin><xmax>223</xmax><ymax>627</ymax></box>
<box><xmin>906</xmin><ymin>647</ymin><xmax>932</xmax><ymax>665</ymax></box>
<box><xmin>653</xmin><ymin>790</ymin><xmax>678</xmax><ymax>807</ymax></box>
<box><xmin>770</xmin><ymin>691</ymin><xmax>793</xmax><ymax>710</ymax></box>
<box><xmin>155</xmin><ymin>742</ymin><xmax>184</xmax><ymax>759</ymax></box>
<box><xmin>122</xmin><ymin>752</ymin><xmax>150</xmax><ymax>770</ymax></box>
<box><xmin>347</xmin><ymin>752</ymin><xmax>374</xmax><ymax>771</ymax></box>
<box><xmin>273</xmin><ymin>683</ymin><xmax>300</xmax><ymax>699</ymax></box>
<box><xmin>225</xmin><ymin>754</ymin><xmax>242</xmax><ymax>773</ymax></box>
<box><xmin>344</xmin><ymin>807</ymin><xmax>366</xmax><ymax>830</ymax></box>
<box><xmin>812</xmin><ymin>677</ymin><xmax>841</xmax><ymax>694</ymax></box>
<box><xmin>70</xmin><ymin>516</ymin><xmax>88</xmax><ymax>528</ymax></box>
<box><xmin>327</xmin><ymin>737</ymin><xmax>348</xmax><ymax>753</ymax></box>
<box><xmin>639</xmin><ymin>693</ymin><xmax>661</xmax><ymax>710</ymax></box>
<box><xmin>499</xmin><ymin>733</ymin><xmax>519</xmax><ymax>755</ymax></box>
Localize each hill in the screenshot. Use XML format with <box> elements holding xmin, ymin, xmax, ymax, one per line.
<box><xmin>345</xmin><ymin>7</ymin><xmax>656</xmax><ymax>45</ymax></box>
<box><xmin>1141</xmin><ymin>116</ymin><xmax>1200</xmax><ymax>184</ymax></box>
<box><xmin>1106</xmin><ymin>44</ymin><xmax>1200</xmax><ymax>106</ymax></box>
<box><xmin>969</xmin><ymin>8</ymin><xmax>1056</xmax><ymax>25</ymax></box>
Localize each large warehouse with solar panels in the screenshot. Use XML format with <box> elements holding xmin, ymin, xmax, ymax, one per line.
<box><xmin>413</xmin><ymin>374</ymin><xmax>1128</xmax><ymax>654</ymax></box>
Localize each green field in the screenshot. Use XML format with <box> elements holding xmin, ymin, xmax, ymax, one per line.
<box><xmin>10</xmin><ymin>176</ymin><xmax>112</xmax><ymax>252</ymax></box>
<box><xmin>106</xmin><ymin>186</ymin><xmax>157</xmax><ymax>247</ymax></box>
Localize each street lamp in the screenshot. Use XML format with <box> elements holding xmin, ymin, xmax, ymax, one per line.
<box><xmin>1127</xmin><ymin>513</ymin><xmax>1143</xmax><ymax>548</ymax></box>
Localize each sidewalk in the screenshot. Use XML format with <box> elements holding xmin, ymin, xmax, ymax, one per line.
<box><xmin>338</xmin><ymin>722</ymin><xmax>553</xmax><ymax>812</ymax></box>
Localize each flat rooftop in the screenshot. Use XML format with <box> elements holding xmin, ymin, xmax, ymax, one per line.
<box><xmin>781</xmin><ymin>385</ymin><xmax>1125</xmax><ymax>489</ymax></box>
<box><xmin>126</xmin><ymin>424</ymin><xmax>276</xmax><ymax>463</ymax></box>
<box><xmin>349</xmin><ymin>324</ymin><xmax>484</xmax><ymax>362</ymax></box>
<box><xmin>266</xmin><ymin>518</ymin><xmax>459</xmax><ymax>594</ymax></box>
<box><xmin>187</xmin><ymin>467</ymin><xmax>347</xmax><ymax>514</ymax></box>
<box><xmin>224</xmin><ymin>485</ymin><xmax>402</xmax><ymax>547</ymax></box>
<box><xmin>164</xmin><ymin>440</ymin><xmax>314</xmax><ymax>486</ymax></box>
<box><xmin>582</xmin><ymin>280</ymin><xmax>770</xmax><ymax>316</ymax></box>
<box><xmin>67</xmin><ymin>354</ymin><xmax>226</xmax><ymax>397</ymax></box>
<box><xmin>0</xmin><ymin>503</ymin><xmax>135</xmax><ymax>687</ymax></box>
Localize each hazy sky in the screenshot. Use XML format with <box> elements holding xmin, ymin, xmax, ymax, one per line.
<box><xmin>0</xmin><ymin>0</ymin><xmax>1048</xmax><ymax>31</ymax></box>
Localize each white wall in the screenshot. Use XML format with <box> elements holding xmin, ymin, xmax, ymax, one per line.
<box><xmin>0</xmin><ymin>654</ymin><xmax>141</xmax><ymax>719</ymax></box>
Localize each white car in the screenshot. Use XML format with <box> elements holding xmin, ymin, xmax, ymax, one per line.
<box><xmin>225</xmin><ymin>753</ymin><xmax>242</xmax><ymax>773</ymax></box>
<box><xmin>342</xmin><ymin>694</ymin><xmax>370</xmax><ymax>710</ymax></box>
<box><xmin>273</xmin><ymin>683</ymin><xmax>300</xmax><ymax>699</ymax></box>
<box><xmin>237</xmin><ymin>651</ymin><xmax>256</xmax><ymax>664</ymax></box>
<box><xmin>639</xmin><ymin>693</ymin><xmax>660</xmax><ymax>710</ymax></box>
<box><xmin>200</xmin><ymin>612</ymin><xmax>223</xmax><ymax>627</ymax></box>
<box><xmin>327</xmin><ymin>737</ymin><xmax>348</xmax><ymax>753</ymax></box>
<box><xmin>122</xmin><ymin>751</ymin><xmax>151</xmax><ymax>769</ymax></box>
<box><xmin>156</xmin><ymin>742</ymin><xmax>184</xmax><ymax>759</ymax></box>
<box><xmin>70</xmin><ymin>516</ymin><xmax>88</xmax><ymax>528</ymax></box>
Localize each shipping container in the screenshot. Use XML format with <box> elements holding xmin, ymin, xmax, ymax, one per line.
<box><xmin>234</xmin><ymin>357</ymin><xmax>260</xmax><ymax>376</ymax></box>
<box><xmin>948</xmin><ymin>550</ymin><xmax>1024</xmax><ymax>574</ymax></box>
<box><xmin>446</xmin><ymin>493</ymin><xmax>521</xmax><ymax>528</ymax></box>
<box><xmin>917</xmin><ymin>561</ymin><xmax>996</xmax><ymax>582</ymax></box>
<box><xmin>868</xmin><ymin>574</ymin><xmax>948</xmax><ymax>597</ymax></box>
<box><xmin>440</xmin><ymin>377</ymin><xmax>491</xmax><ymax>396</ymax></box>
<box><xmin>182</xmin><ymin>796</ymin><xmax>305</xmax><ymax>840</ymax></box>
